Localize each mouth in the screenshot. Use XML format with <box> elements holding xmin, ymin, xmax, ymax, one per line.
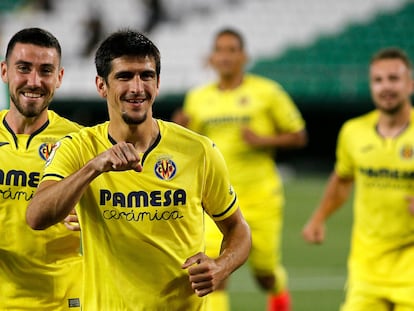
<box><xmin>379</xmin><ymin>92</ymin><xmax>396</xmax><ymax>101</ymax></box>
<box><xmin>21</xmin><ymin>89</ymin><xmax>45</xmax><ymax>99</ymax></box>
<box><xmin>124</xmin><ymin>95</ymin><xmax>147</xmax><ymax>106</ymax></box>
<box><xmin>23</xmin><ymin>92</ymin><xmax>43</xmax><ymax>98</ymax></box>
<box><xmin>126</xmin><ymin>98</ymin><xmax>145</xmax><ymax>104</ymax></box>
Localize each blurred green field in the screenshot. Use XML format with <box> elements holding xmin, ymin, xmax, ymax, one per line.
<box><xmin>228</xmin><ymin>172</ymin><xmax>353</xmax><ymax>311</ymax></box>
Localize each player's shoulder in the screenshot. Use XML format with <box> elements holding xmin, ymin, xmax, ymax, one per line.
<box><xmin>76</xmin><ymin>121</ymin><xmax>107</xmax><ymax>136</ymax></box>
<box><xmin>0</xmin><ymin>110</ymin><xmax>10</xmax><ymax>139</ymax></box>
<box><xmin>341</xmin><ymin>110</ymin><xmax>378</xmax><ymax>132</ymax></box>
<box><xmin>158</xmin><ymin>119</ymin><xmax>213</xmax><ymax>148</ymax></box>
<box><xmin>0</xmin><ymin>109</ymin><xmax>7</xmax><ymax>120</ymax></box>
<box><xmin>244</xmin><ymin>74</ymin><xmax>288</xmax><ymax>96</ymax></box>
<box><xmin>47</xmin><ymin>110</ymin><xmax>83</xmax><ymax>131</ymax></box>
<box><xmin>245</xmin><ymin>73</ymin><xmax>282</xmax><ymax>88</ymax></box>
<box><xmin>62</xmin><ymin>122</ymin><xmax>108</xmax><ymax>144</ymax></box>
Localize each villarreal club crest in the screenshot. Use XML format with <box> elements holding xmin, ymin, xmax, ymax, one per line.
<box><xmin>39</xmin><ymin>142</ymin><xmax>58</xmax><ymax>161</ymax></box>
<box><xmin>154</xmin><ymin>157</ymin><xmax>177</xmax><ymax>180</ymax></box>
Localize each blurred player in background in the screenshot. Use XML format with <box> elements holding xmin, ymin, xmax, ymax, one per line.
<box><xmin>302</xmin><ymin>47</ymin><xmax>414</xmax><ymax>311</ymax></box>
<box><xmin>173</xmin><ymin>28</ymin><xmax>307</xmax><ymax>311</ymax></box>
<box><xmin>26</xmin><ymin>29</ymin><xmax>251</xmax><ymax>310</ymax></box>
<box><xmin>0</xmin><ymin>28</ymin><xmax>82</xmax><ymax>310</ymax></box>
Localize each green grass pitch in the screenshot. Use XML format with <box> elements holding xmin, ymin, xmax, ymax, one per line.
<box><xmin>228</xmin><ymin>172</ymin><xmax>353</xmax><ymax>311</ymax></box>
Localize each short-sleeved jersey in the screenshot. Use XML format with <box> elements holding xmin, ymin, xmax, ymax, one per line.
<box><xmin>183</xmin><ymin>74</ymin><xmax>305</xmax><ymax>207</ymax></box>
<box><xmin>42</xmin><ymin>120</ymin><xmax>238</xmax><ymax>310</ymax></box>
<box><xmin>0</xmin><ymin>110</ymin><xmax>83</xmax><ymax>310</ymax></box>
<box><xmin>335</xmin><ymin>109</ymin><xmax>414</xmax><ymax>285</ymax></box>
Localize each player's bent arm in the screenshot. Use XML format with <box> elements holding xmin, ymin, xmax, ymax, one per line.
<box><xmin>27</xmin><ymin>142</ymin><xmax>143</xmax><ymax>230</ymax></box>
<box><xmin>26</xmin><ymin>161</ymin><xmax>102</xmax><ymax>230</ymax></box>
<box><xmin>302</xmin><ymin>172</ymin><xmax>353</xmax><ymax>244</ymax></box>
<box><xmin>242</xmin><ymin>128</ymin><xmax>308</xmax><ymax>149</ymax></box>
<box><xmin>215</xmin><ymin>208</ymin><xmax>251</xmax><ymax>278</ymax></box>
<box><xmin>182</xmin><ymin>208</ymin><xmax>251</xmax><ymax>297</ymax></box>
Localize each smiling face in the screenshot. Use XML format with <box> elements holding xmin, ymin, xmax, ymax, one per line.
<box><xmin>1</xmin><ymin>42</ymin><xmax>63</xmax><ymax>118</ymax></box>
<box><xmin>96</xmin><ymin>55</ymin><xmax>160</xmax><ymax>125</ymax></box>
<box><xmin>370</xmin><ymin>58</ymin><xmax>414</xmax><ymax>115</ymax></box>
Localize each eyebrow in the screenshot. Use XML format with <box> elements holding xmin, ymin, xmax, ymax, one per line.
<box><xmin>15</xmin><ymin>60</ymin><xmax>56</xmax><ymax>68</ymax></box>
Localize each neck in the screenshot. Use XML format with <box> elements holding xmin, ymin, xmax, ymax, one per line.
<box><xmin>5</xmin><ymin>108</ymin><xmax>48</xmax><ymax>135</ymax></box>
<box><xmin>109</xmin><ymin>118</ymin><xmax>159</xmax><ymax>153</ymax></box>
<box><xmin>218</xmin><ymin>73</ymin><xmax>244</xmax><ymax>90</ymax></box>
<box><xmin>377</xmin><ymin>104</ymin><xmax>411</xmax><ymax>138</ymax></box>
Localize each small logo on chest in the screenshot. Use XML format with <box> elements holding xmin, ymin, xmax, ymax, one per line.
<box><xmin>154</xmin><ymin>157</ymin><xmax>177</xmax><ymax>180</ymax></box>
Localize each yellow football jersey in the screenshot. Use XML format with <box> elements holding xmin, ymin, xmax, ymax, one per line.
<box><xmin>0</xmin><ymin>110</ymin><xmax>83</xmax><ymax>310</ymax></box>
<box><xmin>183</xmin><ymin>74</ymin><xmax>305</xmax><ymax>214</ymax></box>
<box><xmin>336</xmin><ymin>110</ymin><xmax>414</xmax><ymax>285</ymax></box>
<box><xmin>42</xmin><ymin>120</ymin><xmax>238</xmax><ymax>310</ymax></box>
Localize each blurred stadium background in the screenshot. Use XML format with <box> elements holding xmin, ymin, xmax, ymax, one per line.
<box><xmin>1</xmin><ymin>0</ymin><xmax>413</xmax><ymax>170</ymax></box>
<box><xmin>0</xmin><ymin>0</ymin><xmax>413</xmax><ymax>309</ymax></box>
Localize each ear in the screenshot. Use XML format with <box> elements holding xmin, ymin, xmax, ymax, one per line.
<box><xmin>95</xmin><ymin>75</ymin><xmax>107</xmax><ymax>98</ymax></box>
<box><xmin>1</xmin><ymin>61</ymin><xmax>8</xmax><ymax>84</ymax></box>
<box><xmin>156</xmin><ymin>75</ymin><xmax>161</xmax><ymax>96</ymax></box>
<box><xmin>55</xmin><ymin>67</ymin><xmax>64</xmax><ymax>89</ymax></box>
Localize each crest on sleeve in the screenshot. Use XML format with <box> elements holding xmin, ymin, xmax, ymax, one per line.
<box><xmin>154</xmin><ymin>157</ymin><xmax>177</xmax><ymax>180</ymax></box>
<box><xmin>44</xmin><ymin>141</ymin><xmax>61</xmax><ymax>167</ymax></box>
<box><xmin>39</xmin><ymin>142</ymin><xmax>58</xmax><ymax>161</ymax></box>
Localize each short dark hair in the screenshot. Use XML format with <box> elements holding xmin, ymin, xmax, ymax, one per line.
<box><xmin>94</xmin><ymin>29</ymin><xmax>161</xmax><ymax>82</ymax></box>
<box><xmin>5</xmin><ymin>27</ymin><xmax>62</xmax><ymax>64</ymax></box>
<box><xmin>370</xmin><ymin>47</ymin><xmax>412</xmax><ymax>70</ymax></box>
<box><xmin>213</xmin><ymin>28</ymin><xmax>245</xmax><ymax>51</ymax></box>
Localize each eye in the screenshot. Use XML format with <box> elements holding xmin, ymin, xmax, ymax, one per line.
<box><xmin>40</xmin><ymin>67</ymin><xmax>54</xmax><ymax>76</ymax></box>
<box><xmin>16</xmin><ymin>64</ymin><xmax>31</xmax><ymax>73</ymax></box>
<box><xmin>115</xmin><ymin>72</ymin><xmax>133</xmax><ymax>81</ymax></box>
<box><xmin>388</xmin><ymin>75</ymin><xmax>399</xmax><ymax>82</ymax></box>
<box><xmin>140</xmin><ymin>71</ymin><xmax>156</xmax><ymax>81</ymax></box>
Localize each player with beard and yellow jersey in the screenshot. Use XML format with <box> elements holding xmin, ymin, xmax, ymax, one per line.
<box><xmin>303</xmin><ymin>48</ymin><xmax>414</xmax><ymax>311</ymax></box>
<box><xmin>173</xmin><ymin>28</ymin><xmax>307</xmax><ymax>311</ymax></box>
<box><xmin>26</xmin><ymin>30</ymin><xmax>251</xmax><ymax>311</ymax></box>
<box><xmin>0</xmin><ymin>28</ymin><xmax>82</xmax><ymax>310</ymax></box>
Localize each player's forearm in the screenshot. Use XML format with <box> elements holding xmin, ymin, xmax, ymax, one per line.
<box><xmin>312</xmin><ymin>172</ymin><xmax>353</xmax><ymax>222</ymax></box>
<box><xmin>268</xmin><ymin>130</ymin><xmax>308</xmax><ymax>149</ymax></box>
<box><xmin>216</xmin><ymin>210</ymin><xmax>251</xmax><ymax>279</ymax></box>
<box><xmin>26</xmin><ymin>161</ymin><xmax>100</xmax><ymax>230</ymax></box>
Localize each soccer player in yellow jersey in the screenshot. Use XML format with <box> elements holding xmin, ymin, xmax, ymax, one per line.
<box><xmin>302</xmin><ymin>47</ymin><xmax>414</xmax><ymax>311</ymax></box>
<box><xmin>173</xmin><ymin>28</ymin><xmax>307</xmax><ymax>311</ymax></box>
<box><xmin>26</xmin><ymin>29</ymin><xmax>251</xmax><ymax>310</ymax></box>
<box><xmin>0</xmin><ymin>28</ymin><xmax>82</xmax><ymax>310</ymax></box>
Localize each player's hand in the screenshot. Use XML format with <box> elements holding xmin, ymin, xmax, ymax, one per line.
<box><xmin>302</xmin><ymin>219</ymin><xmax>325</xmax><ymax>244</ymax></box>
<box><xmin>182</xmin><ymin>252</ymin><xmax>225</xmax><ymax>297</ymax></box>
<box><xmin>63</xmin><ymin>208</ymin><xmax>80</xmax><ymax>231</ymax></box>
<box><xmin>406</xmin><ymin>196</ymin><xmax>414</xmax><ymax>216</ymax></box>
<box><xmin>241</xmin><ymin>127</ymin><xmax>264</xmax><ymax>147</ymax></box>
<box><xmin>93</xmin><ymin>142</ymin><xmax>143</xmax><ymax>173</ymax></box>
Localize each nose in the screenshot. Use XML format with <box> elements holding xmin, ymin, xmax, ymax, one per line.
<box><xmin>130</xmin><ymin>75</ymin><xmax>145</xmax><ymax>93</ymax></box>
<box><xmin>26</xmin><ymin>70</ymin><xmax>41</xmax><ymax>87</ymax></box>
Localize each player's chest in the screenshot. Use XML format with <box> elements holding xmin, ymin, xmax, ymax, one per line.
<box><xmin>92</xmin><ymin>150</ymin><xmax>202</xmax><ymax>203</ymax></box>
<box><xmin>201</xmin><ymin>91</ymin><xmax>267</xmax><ymax>117</ymax></box>
<box><xmin>350</xmin><ymin>134</ymin><xmax>414</xmax><ymax>169</ymax></box>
